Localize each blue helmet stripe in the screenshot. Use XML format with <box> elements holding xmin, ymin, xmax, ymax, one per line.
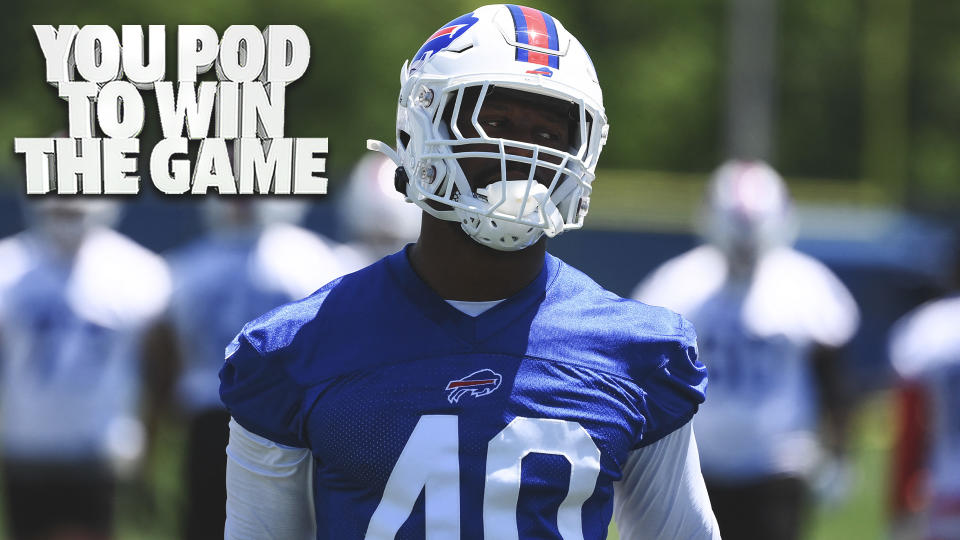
<box><xmin>506</xmin><ymin>4</ymin><xmax>530</xmax><ymax>62</ymax></box>
<box><xmin>541</xmin><ymin>10</ymin><xmax>560</xmax><ymax>67</ymax></box>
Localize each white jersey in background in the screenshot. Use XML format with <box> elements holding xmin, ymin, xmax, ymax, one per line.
<box><xmin>0</xmin><ymin>229</ymin><xmax>170</xmax><ymax>467</ymax></box>
<box><xmin>634</xmin><ymin>244</ymin><xmax>859</xmax><ymax>481</ymax></box>
<box><xmin>168</xmin><ymin>223</ymin><xmax>350</xmax><ymax>413</ymax></box>
<box><xmin>890</xmin><ymin>295</ymin><xmax>960</xmax><ymax>537</ymax></box>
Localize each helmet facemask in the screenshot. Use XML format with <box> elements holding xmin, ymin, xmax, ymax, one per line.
<box><xmin>402</xmin><ymin>82</ymin><xmax>597</xmax><ymax>251</ymax></box>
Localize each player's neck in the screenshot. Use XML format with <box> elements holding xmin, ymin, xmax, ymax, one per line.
<box><xmin>726</xmin><ymin>255</ymin><xmax>758</xmax><ymax>283</ymax></box>
<box><xmin>408</xmin><ymin>215</ymin><xmax>546</xmax><ymax>301</ymax></box>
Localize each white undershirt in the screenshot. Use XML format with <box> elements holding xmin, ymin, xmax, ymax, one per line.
<box><xmin>444</xmin><ymin>298</ymin><xmax>505</xmax><ymax>317</ymax></box>
<box><xmin>225</xmin><ymin>420</ymin><xmax>719</xmax><ymax>539</ymax></box>
<box><xmin>225</xmin><ymin>420</ymin><xmax>316</xmax><ymax>540</ymax></box>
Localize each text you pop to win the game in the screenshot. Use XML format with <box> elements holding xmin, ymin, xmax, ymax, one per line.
<box><xmin>14</xmin><ymin>25</ymin><xmax>328</xmax><ymax>196</ymax></box>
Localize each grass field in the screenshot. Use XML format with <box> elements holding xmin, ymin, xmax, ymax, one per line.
<box><xmin>0</xmin><ymin>392</ymin><xmax>894</xmax><ymax>539</ymax></box>
<box><xmin>806</xmin><ymin>392</ymin><xmax>892</xmax><ymax>540</ymax></box>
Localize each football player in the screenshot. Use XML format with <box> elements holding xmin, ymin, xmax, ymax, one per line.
<box><xmin>633</xmin><ymin>161</ymin><xmax>860</xmax><ymax>540</ymax></box>
<box><xmin>889</xmin><ymin>285</ymin><xmax>960</xmax><ymax>540</ymax></box>
<box><xmin>220</xmin><ymin>5</ymin><xmax>720</xmax><ymax>539</ymax></box>
<box><xmin>335</xmin><ymin>153</ymin><xmax>422</xmax><ymax>271</ymax></box>
<box><xmin>159</xmin><ymin>196</ymin><xmax>352</xmax><ymax>540</ymax></box>
<box><xmin>0</xmin><ymin>196</ymin><xmax>170</xmax><ymax>540</ymax></box>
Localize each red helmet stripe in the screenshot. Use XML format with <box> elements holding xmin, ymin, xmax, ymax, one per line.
<box><xmin>518</xmin><ymin>6</ymin><xmax>551</xmax><ymax>66</ymax></box>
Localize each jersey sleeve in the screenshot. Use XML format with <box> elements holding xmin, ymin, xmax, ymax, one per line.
<box><xmin>634</xmin><ymin>317</ymin><xmax>708</xmax><ymax>448</ymax></box>
<box><xmin>753</xmin><ymin>250</ymin><xmax>859</xmax><ymax>349</ymax></box>
<box><xmin>631</xmin><ymin>263</ymin><xmax>678</xmax><ymax>311</ymax></box>
<box><xmin>889</xmin><ymin>297</ymin><xmax>960</xmax><ymax>380</ymax></box>
<box><xmin>613</xmin><ymin>421</ymin><xmax>720</xmax><ymax>539</ymax></box>
<box><xmin>631</xmin><ymin>246</ymin><xmax>726</xmax><ymax>317</ymax></box>
<box><xmin>219</xmin><ymin>331</ymin><xmax>307</xmax><ymax>448</ymax></box>
<box><xmin>804</xmin><ymin>259</ymin><xmax>859</xmax><ymax>348</ymax></box>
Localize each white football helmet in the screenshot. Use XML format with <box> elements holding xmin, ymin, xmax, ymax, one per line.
<box><xmin>368</xmin><ymin>4</ymin><xmax>609</xmax><ymax>251</ymax></box>
<box><xmin>702</xmin><ymin>160</ymin><xmax>797</xmax><ymax>262</ymax></box>
<box><xmin>340</xmin><ymin>153</ymin><xmax>421</xmax><ymax>248</ymax></box>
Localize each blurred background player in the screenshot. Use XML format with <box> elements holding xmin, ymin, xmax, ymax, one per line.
<box><xmin>0</xmin><ymin>196</ymin><xmax>170</xmax><ymax>540</ymax></box>
<box><xmin>633</xmin><ymin>160</ymin><xmax>860</xmax><ymax>540</ymax></box>
<box><xmin>888</xmin><ymin>273</ymin><xmax>960</xmax><ymax>540</ymax></box>
<box><xmin>335</xmin><ymin>153</ymin><xmax>422</xmax><ymax>271</ymax></box>
<box><xmin>159</xmin><ymin>196</ymin><xmax>352</xmax><ymax>540</ymax></box>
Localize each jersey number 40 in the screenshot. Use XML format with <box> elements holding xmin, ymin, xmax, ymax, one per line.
<box><xmin>365</xmin><ymin>415</ymin><xmax>601</xmax><ymax>540</ymax></box>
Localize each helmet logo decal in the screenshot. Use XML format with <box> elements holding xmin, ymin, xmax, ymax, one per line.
<box><xmin>507</xmin><ymin>4</ymin><xmax>560</xmax><ymax>68</ymax></box>
<box><xmin>525</xmin><ymin>67</ymin><xmax>553</xmax><ymax>77</ymax></box>
<box><xmin>445</xmin><ymin>369</ymin><xmax>503</xmax><ymax>404</ymax></box>
<box><xmin>427</xmin><ymin>24</ymin><xmax>468</xmax><ymax>42</ymax></box>
<box><xmin>410</xmin><ymin>13</ymin><xmax>480</xmax><ymax>72</ymax></box>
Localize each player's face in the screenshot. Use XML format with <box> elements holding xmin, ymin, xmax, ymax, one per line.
<box><xmin>205</xmin><ymin>198</ymin><xmax>257</xmax><ymax>228</ymax></box>
<box><xmin>31</xmin><ymin>200</ymin><xmax>99</xmax><ymax>255</ymax></box>
<box><xmin>449</xmin><ymin>87</ymin><xmax>575</xmax><ymax>191</ymax></box>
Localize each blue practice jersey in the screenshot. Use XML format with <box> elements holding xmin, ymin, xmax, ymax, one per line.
<box><xmin>220</xmin><ymin>249</ymin><xmax>707</xmax><ymax>539</ymax></box>
<box><xmin>170</xmin><ymin>225</ymin><xmax>349</xmax><ymax>412</ymax></box>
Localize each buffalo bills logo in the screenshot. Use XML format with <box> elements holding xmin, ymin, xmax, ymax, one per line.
<box><xmin>410</xmin><ymin>13</ymin><xmax>479</xmax><ymax>72</ymax></box>
<box><xmin>445</xmin><ymin>369</ymin><xmax>502</xmax><ymax>404</ymax></box>
<box><xmin>525</xmin><ymin>67</ymin><xmax>553</xmax><ymax>77</ymax></box>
